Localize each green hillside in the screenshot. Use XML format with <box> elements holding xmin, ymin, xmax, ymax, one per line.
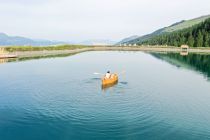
<box><xmin>121</xmin><ymin>15</ymin><xmax>210</xmax><ymax>44</ymax></box>
<box><xmin>164</xmin><ymin>15</ymin><xmax>210</xmax><ymax>33</ymax></box>
<box><xmin>140</xmin><ymin>17</ymin><xmax>210</xmax><ymax>47</ymax></box>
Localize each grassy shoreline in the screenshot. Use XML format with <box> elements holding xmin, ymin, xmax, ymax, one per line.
<box><xmin>4</xmin><ymin>45</ymin><xmax>88</xmax><ymax>52</ymax></box>
<box><xmin>2</xmin><ymin>45</ymin><xmax>210</xmax><ymax>58</ymax></box>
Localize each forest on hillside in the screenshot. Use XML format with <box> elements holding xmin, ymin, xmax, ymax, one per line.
<box><xmin>139</xmin><ymin>18</ymin><xmax>210</xmax><ymax>47</ymax></box>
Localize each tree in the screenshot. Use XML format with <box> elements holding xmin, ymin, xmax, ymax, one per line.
<box><xmin>196</xmin><ymin>30</ymin><xmax>204</xmax><ymax>47</ymax></box>
<box><xmin>204</xmin><ymin>32</ymin><xmax>209</xmax><ymax>47</ymax></box>
<box><xmin>187</xmin><ymin>34</ymin><xmax>195</xmax><ymax>47</ymax></box>
<box><xmin>136</xmin><ymin>18</ymin><xmax>210</xmax><ymax>47</ymax></box>
<box><xmin>179</xmin><ymin>35</ymin><xmax>185</xmax><ymax>46</ymax></box>
<box><xmin>174</xmin><ymin>40</ymin><xmax>178</xmax><ymax>47</ymax></box>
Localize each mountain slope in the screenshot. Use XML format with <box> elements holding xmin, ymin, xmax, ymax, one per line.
<box><xmin>141</xmin><ymin>17</ymin><xmax>210</xmax><ymax>47</ymax></box>
<box><xmin>119</xmin><ymin>15</ymin><xmax>210</xmax><ymax>44</ymax></box>
<box><xmin>163</xmin><ymin>15</ymin><xmax>210</xmax><ymax>32</ymax></box>
<box><xmin>117</xmin><ymin>35</ymin><xmax>139</xmax><ymax>45</ymax></box>
<box><xmin>0</xmin><ymin>33</ymin><xmax>67</xmax><ymax>46</ymax></box>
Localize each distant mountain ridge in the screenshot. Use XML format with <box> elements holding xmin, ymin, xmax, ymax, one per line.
<box><xmin>119</xmin><ymin>15</ymin><xmax>210</xmax><ymax>44</ymax></box>
<box><xmin>0</xmin><ymin>33</ymin><xmax>116</xmax><ymax>46</ymax></box>
<box><xmin>78</xmin><ymin>39</ymin><xmax>116</xmax><ymax>46</ymax></box>
<box><xmin>0</xmin><ymin>33</ymin><xmax>67</xmax><ymax>46</ymax></box>
<box><xmin>117</xmin><ymin>35</ymin><xmax>139</xmax><ymax>45</ymax></box>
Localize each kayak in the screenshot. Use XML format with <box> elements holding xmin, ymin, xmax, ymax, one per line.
<box><xmin>102</xmin><ymin>74</ymin><xmax>118</xmax><ymax>86</ymax></box>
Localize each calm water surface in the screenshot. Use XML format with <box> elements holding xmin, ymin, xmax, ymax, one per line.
<box><xmin>1</xmin><ymin>51</ymin><xmax>210</xmax><ymax>140</ymax></box>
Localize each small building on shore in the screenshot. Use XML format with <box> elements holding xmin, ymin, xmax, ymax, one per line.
<box><xmin>181</xmin><ymin>45</ymin><xmax>189</xmax><ymax>51</ymax></box>
<box><xmin>180</xmin><ymin>45</ymin><xmax>189</xmax><ymax>56</ymax></box>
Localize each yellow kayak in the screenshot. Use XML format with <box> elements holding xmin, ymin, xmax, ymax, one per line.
<box><xmin>102</xmin><ymin>74</ymin><xmax>118</xmax><ymax>87</ymax></box>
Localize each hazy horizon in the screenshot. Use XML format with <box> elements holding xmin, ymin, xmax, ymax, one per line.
<box><xmin>0</xmin><ymin>0</ymin><xmax>210</xmax><ymax>42</ymax></box>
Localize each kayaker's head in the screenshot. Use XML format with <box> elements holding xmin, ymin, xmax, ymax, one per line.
<box><xmin>107</xmin><ymin>71</ymin><xmax>110</xmax><ymax>73</ymax></box>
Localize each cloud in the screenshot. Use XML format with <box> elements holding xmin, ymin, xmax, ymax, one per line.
<box><xmin>0</xmin><ymin>0</ymin><xmax>210</xmax><ymax>41</ymax></box>
<box><xmin>0</xmin><ymin>0</ymin><xmax>52</xmax><ymax>5</ymax></box>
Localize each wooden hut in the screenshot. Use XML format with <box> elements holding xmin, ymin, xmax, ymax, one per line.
<box><xmin>181</xmin><ymin>45</ymin><xmax>189</xmax><ymax>51</ymax></box>
<box><xmin>180</xmin><ymin>45</ymin><xmax>189</xmax><ymax>56</ymax></box>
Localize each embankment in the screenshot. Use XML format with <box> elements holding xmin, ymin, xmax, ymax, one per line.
<box><xmin>4</xmin><ymin>46</ymin><xmax>210</xmax><ymax>58</ymax></box>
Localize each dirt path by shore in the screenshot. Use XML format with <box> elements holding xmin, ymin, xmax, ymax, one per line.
<box><xmin>8</xmin><ymin>46</ymin><xmax>210</xmax><ymax>58</ymax></box>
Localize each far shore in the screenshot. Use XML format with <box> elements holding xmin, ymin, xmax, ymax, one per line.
<box><xmin>3</xmin><ymin>46</ymin><xmax>210</xmax><ymax>58</ymax></box>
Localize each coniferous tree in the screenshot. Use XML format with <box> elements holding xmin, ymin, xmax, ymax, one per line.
<box><xmin>204</xmin><ymin>32</ymin><xmax>209</xmax><ymax>47</ymax></box>
<box><xmin>174</xmin><ymin>40</ymin><xmax>178</xmax><ymax>47</ymax></box>
<box><xmin>138</xmin><ymin>18</ymin><xmax>210</xmax><ymax>47</ymax></box>
<box><xmin>209</xmin><ymin>34</ymin><xmax>210</xmax><ymax>47</ymax></box>
<box><xmin>187</xmin><ymin>34</ymin><xmax>195</xmax><ymax>47</ymax></box>
<box><xmin>196</xmin><ymin>30</ymin><xmax>204</xmax><ymax>47</ymax></box>
<box><xmin>179</xmin><ymin>35</ymin><xmax>185</xmax><ymax>46</ymax></box>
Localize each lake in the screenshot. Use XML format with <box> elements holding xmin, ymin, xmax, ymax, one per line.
<box><xmin>0</xmin><ymin>51</ymin><xmax>210</xmax><ymax>140</ymax></box>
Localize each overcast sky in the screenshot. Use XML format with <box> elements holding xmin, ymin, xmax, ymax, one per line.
<box><xmin>0</xmin><ymin>0</ymin><xmax>210</xmax><ymax>42</ymax></box>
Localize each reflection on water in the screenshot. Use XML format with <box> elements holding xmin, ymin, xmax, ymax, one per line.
<box><xmin>1</xmin><ymin>51</ymin><xmax>210</xmax><ymax>140</ymax></box>
<box><xmin>2</xmin><ymin>51</ymin><xmax>210</xmax><ymax>81</ymax></box>
<box><xmin>180</xmin><ymin>51</ymin><xmax>189</xmax><ymax>56</ymax></box>
<box><xmin>119</xmin><ymin>81</ymin><xmax>128</xmax><ymax>85</ymax></box>
<box><xmin>0</xmin><ymin>53</ymin><xmax>78</xmax><ymax>64</ymax></box>
<box><xmin>91</xmin><ymin>77</ymin><xmax>101</xmax><ymax>80</ymax></box>
<box><xmin>151</xmin><ymin>52</ymin><xmax>210</xmax><ymax>79</ymax></box>
<box><xmin>84</xmin><ymin>78</ymin><xmax>101</xmax><ymax>84</ymax></box>
<box><xmin>0</xmin><ymin>58</ymin><xmax>17</xmax><ymax>64</ymax></box>
<box><xmin>0</xmin><ymin>58</ymin><xmax>8</xmax><ymax>64</ymax></box>
<box><xmin>101</xmin><ymin>81</ymin><xmax>118</xmax><ymax>90</ymax></box>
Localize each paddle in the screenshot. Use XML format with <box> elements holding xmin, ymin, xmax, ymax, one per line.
<box><xmin>93</xmin><ymin>71</ymin><xmax>126</xmax><ymax>75</ymax></box>
<box><xmin>93</xmin><ymin>72</ymin><xmax>103</xmax><ymax>75</ymax></box>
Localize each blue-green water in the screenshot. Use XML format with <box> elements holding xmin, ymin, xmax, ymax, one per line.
<box><xmin>1</xmin><ymin>51</ymin><xmax>210</xmax><ymax>140</ymax></box>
